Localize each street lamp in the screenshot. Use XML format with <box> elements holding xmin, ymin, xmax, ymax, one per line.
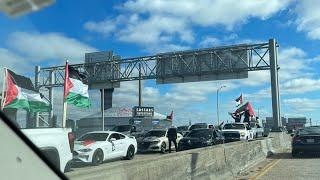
<box><xmin>217</xmin><ymin>85</ymin><xmax>226</xmax><ymax>125</ymax></box>
<box><xmin>257</xmin><ymin>106</ymin><xmax>264</xmax><ymax>118</ymax></box>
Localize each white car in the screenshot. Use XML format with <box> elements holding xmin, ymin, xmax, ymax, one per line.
<box><xmin>222</xmin><ymin>123</ymin><xmax>254</xmax><ymax>142</ymax></box>
<box><xmin>22</xmin><ymin>128</ymin><xmax>74</xmax><ymax>173</ymax></box>
<box><xmin>138</xmin><ymin>129</ymin><xmax>183</xmax><ymax>153</ymax></box>
<box><xmin>73</xmin><ymin>131</ymin><xmax>137</xmax><ymax>165</ymax></box>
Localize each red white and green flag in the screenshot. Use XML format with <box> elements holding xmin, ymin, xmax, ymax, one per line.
<box><xmin>2</xmin><ymin>69</ymin><xmax>51</xmax><ymax>112</ymax></box>
<box><xmin>63</xmin><ymin>63</ymin><xmax>90</xmax><ymax>108</ymax></box>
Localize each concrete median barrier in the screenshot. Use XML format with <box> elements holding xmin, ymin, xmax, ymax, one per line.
<box><xmin>67</xmin><ymin>132</ymin><xmax>290</xmax><ymax>180</ymax></box>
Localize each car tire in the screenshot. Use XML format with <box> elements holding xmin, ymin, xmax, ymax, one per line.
<box><xmin>124</xmin><ymin>145</ymin><xmax>135</xmax><ymax>160</ymax></box>
<box><xmin>246</xmin><ymin>136</ymin><xmax>249</xmax><ymax>142</ymax></box>
<box><xmin>92</xmin><ymin>149</ymin><xmax>104</xmax><ymax>166</ymax></box>
<box><xmin>160</xmin><ymin>142</ymin><xmax>166</xmax><ymax>153</ymax></box>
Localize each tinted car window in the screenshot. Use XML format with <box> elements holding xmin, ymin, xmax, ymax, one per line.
<box><xmin>78</xmin><ymin>133</ymin><xmax>109</xmax><ymax>141</ymax></box>
<box><xmin>223</xmin><ymin>124</ymin><xmax>245</xmax><ymax>130</ymax></box>
<box><xmin>298</xmin><ymin>128</ymin><xmax>320</xmax><ymax>135</ymax></box>
<box><xmin>187</xmin><ymin>129</ymin><xmax>212</xmax><ymax>139</ymax></box>
<box><xmin>177</xmin><ymin>126</ymin><xmax>189</xmax><ymax>131</ymax></box>
<box><xmin>119</xmin><ymin>134</ymin><xmax>126</xmax><ymax>139</ymax></box>
<box><xmin>189</xmin><ymin>124</ymin><xmax>207</xmax><ymax>130</ymax></box>
<box><xmin>111</xmin><ymin>125</ymin><xmax>132</xmax><ymax>132</ymax></box>
<box><xmin>109</xmin><ymin>133</ymin><xmax>121</xmax><ymax>140</ymax></box>
<box><xmin>145</xmin><ymin>130</ymin><xmax>166</xmax><ymax>137</ymax></box>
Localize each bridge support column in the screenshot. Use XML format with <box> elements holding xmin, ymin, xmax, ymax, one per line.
<box><xmin>100</xmin><ymin>88</ymin><xmax>114</xmax><ymax>110</ymax></box>
<box><xmin>269</xmin><ymin>38</ymin><xmax>281</xmax><ymax>131</ymax></box>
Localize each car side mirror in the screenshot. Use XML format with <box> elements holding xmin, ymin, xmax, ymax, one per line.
<box><xmin>110</xmin><ymin>138</ymin><xmax>116</xmax><ymax>142</ymax></box>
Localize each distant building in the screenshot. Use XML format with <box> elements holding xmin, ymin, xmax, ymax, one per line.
<box><xmin>265</xmin><ymin>117</ymin><xmax>287</xmax><ymax>129</ymax></box>
<box><xmin>287</xmin><ymin>117</ymin><xmax>307</xmax><ymax>132</ymax></box>
<box><xmin>75</xmin><ymin>107</ymin><xmax>171</xmax><ymax>137</ymax></box>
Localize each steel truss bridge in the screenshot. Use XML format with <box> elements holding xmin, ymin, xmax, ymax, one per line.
<box><xmin>35</xmin><ymin>39</ymin><xmax>281</xmax><ymax>130</ymax></box>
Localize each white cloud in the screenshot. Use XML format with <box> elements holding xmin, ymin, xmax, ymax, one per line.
<box><xmin>295</xmin><ymin>0</ymin><xmax>320</xmax><ymax>40</ymax></box>
<box><xmin>0</xmin><ymin>48</ymin><xmax>32</xmax><ymax>91</ymax></box>
<box><xmin>8</xmin><ymin>32</ymin><xmax>97</xmax><ymax>64</ymax></box>
<box><xmin>199</xmin><ymin>37</ymin><xmax>221</xmax><ymax>47</ymax></box>
<box><xmin>283</xmin><ymin>98</ymin><xmax>320</xmax><ymax>112</ymax></box>
<box><xmin>84</xmin><ymin>0</ymin><xmax>291</xmax><ymax>52</ymax></box>
<box><xmin>282</xmin><ymin>78</ymin><xmax>320</xmax><ymax>94</ymax></box>
<box><xmin>84</xmin><ymin>19</ymin><xmax>118</xmax><ymax>36</ymax></box>
<box><xmin>122</xmin><ymin>0</ymin><xmax>291</xmax><ymax>29</ymax></box>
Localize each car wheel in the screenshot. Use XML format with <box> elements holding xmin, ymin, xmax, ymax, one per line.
<box><xmin>160</xmin><ymin>142</ymin><xmax>166</xmax><ymax>153</ymax></box>
<box><xmin>246</xmin><ymin>136</ymin><xmax>249</xmax><ymax>142</ymax></box>
<box><xmin>125</xmin><ymin>145</ymin><xmax>135</xmax><ymax>160</ymax></box>
<box><xmin>92</xmin><ymin>149</ymin><xmax>104</xmax><ymax>166</ymax></box>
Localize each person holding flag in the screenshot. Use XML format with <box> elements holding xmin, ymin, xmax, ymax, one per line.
<box><xmin>62</xmin><ymin>62</ymin><xmax>90</xmax><ymax>127</ymax></box>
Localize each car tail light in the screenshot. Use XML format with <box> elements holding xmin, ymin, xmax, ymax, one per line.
<box><xmin>293</xmin><ymin>136</ymin><xmax>301</xmax><ymax>143</ymax></box>
<box><xmin>68</xmin><ymin>132</ymin><xmax>75</xmax><ymax>153</ymax></box>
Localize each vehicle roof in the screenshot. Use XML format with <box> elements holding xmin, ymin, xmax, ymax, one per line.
<box><xmin>190</xmin><ymin>128</ymin><xmax>212</xmax><ymax>131</ymax></box>
<box><xmin>84</xmin><ymin>131</ymin><xmax>122</xmax><ymax>134</ymax></box>
<box><xmin>192</xmin><ymin>123</ymin><xmax>207</xmax><ymax>125</ymax></box>
<box><xmin>225</xmin><ymin>123</ymin><xmax>246</xmax><ymax>125</ymax></box>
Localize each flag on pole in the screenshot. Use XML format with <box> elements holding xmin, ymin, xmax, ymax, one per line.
<box><xmin>166</xmin><ymin>110</ymin><xmax>173</xmax><ymax>121</ymax></box>
<box><xmin>63</xmin><ymin>63</ymin><xmax>90</xmax><ymax>108</ymax></box>
<box><xmin>2</xmin><ymin>69</ymin><xmax>51</xmax><ymax>112</ymax></box>
<box><xmin>235</xmin><ymin>93</ymin><xmax>243</xmax><ymax>107</ymax></box>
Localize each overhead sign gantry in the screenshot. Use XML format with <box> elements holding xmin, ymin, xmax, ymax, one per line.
<box><xmin>35</xmin><ymin>39</ymin><xmax>281</xmax><ymax>130</ymax></box>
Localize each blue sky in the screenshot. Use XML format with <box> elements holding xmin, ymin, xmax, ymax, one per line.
<box><xmin>1</xmin><ymin>0</ymin><xmax>320</xmax><ymax>126</ymax></box>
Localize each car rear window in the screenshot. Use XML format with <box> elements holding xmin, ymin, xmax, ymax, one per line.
<box><xmin>298</xmin><ymin>128</ymin><xmax>320</xmax><ymax>135</ymax></box>
<box><xmin>223</xmin><ymin>124</ymin><xmax>245</xmax><ymax>130</ymax></box>
<box><xmin>187</xmin><ymin>129</ymin><xmax>212</xmax><ymax>139</ymax></box>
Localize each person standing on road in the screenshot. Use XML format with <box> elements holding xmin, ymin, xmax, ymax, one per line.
<box><xmin>167</xmin><ymin>127</ymin><xmax>178</xmax><ymax>153</ymax></box>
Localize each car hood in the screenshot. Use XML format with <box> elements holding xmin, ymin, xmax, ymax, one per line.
<box><xmin>141</xmin><ymin>136</ymin><xmax>164</xmax><ymax>142</ymax></box>
<box><xmin>74</xmin><ymin>140</ymin><xmax>104</xmax><ymax>150</ymax></box>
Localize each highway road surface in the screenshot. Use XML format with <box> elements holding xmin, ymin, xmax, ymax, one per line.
<box><xmin>236</xmin><ymin>151</ymin><xmax>320</xmax><ymax>180</ymax></box>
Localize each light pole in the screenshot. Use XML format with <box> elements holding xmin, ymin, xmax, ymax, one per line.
<box><xmin>216</xmin><ymin>85</ymin><xmax>226</xmax><ymax>125</ymax></box>
<box><xmin>257</xmin><ymin>106</ymin><xmax>264</xmax><ymax>118</ymax></box>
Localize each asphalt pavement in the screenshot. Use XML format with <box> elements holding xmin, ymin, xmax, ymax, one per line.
<box><xmin>236</xmin><ymin>151</ymin><xmax>320</xmax><ymax>180</ymax></box>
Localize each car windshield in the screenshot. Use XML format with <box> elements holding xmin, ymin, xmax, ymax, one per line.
<box><xmin>111</xmin><ymin>125</ymin><xmax>131</xmax><ymax>132</ymax></box>
<box><xmin>177</xmin><ymin>126</ymin><xmax>189</xmax><ymax>131</ymax></box>
<box><xmin>224</xmin><ymin>124</ymin><xmax>245</xmax><ymax>130</ymax></box>
<box><xmin>187</xmin><ymin>129</ymin><xmax>212</xmax><ymax>139</ymax></box>
<box><xmin>78</xmin><ymin>133</ymin><xmax>109</xmax><ymax>141</ymax></box>
<box><xmin>298</xmin><ymin>128</ymin><xmax>320</xmax><ymax>135</ymax></box>
<box><xmin>189</xmin><ymin>124</ymin><xmax>207</xmax><ymax>130</ymax></box>
<box><xmin>145</xmin><ymin>130</ymin><xmax>166</xmax><ymax>137</ymax></box>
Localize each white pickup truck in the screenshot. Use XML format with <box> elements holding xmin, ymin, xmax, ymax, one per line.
<box><xmin>222</xmin><ymin>123</ymin><xmax>254</xmax><ymax>142</ymax></box>
<box><xmin>22</xmin><ymin>128</ymin><xmax>75</xmax><ymax>172</ymax></box>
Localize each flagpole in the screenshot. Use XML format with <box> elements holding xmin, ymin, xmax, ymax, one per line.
<box><xmin>1</xmin><ymin>68</ymin><xmax>7</xmax><ymax>110</ymax></box>
<box><xmin>62</xmin><ymin>61</ymin><xmax>68</xmax><ymax>128</ymax></box>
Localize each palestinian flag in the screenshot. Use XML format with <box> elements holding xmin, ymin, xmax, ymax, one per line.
<box><xmin>64</xmin><ymin>63</ymin><xmax>90</xmax><ymax>108</ymax></box>
<box><xmin>235</xmin><ymin>93</ymin><xmax>243</xmax><ymax>107</ymax></box>
<box><xmin>3</xmin><ymin>69</ymin><xmax>51</xmax><ymax>112</ymax></box>
<box><xmin>166</xmin><ymin>110</ymin><xmax>173</xmax><ymax>121</ymax></box>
